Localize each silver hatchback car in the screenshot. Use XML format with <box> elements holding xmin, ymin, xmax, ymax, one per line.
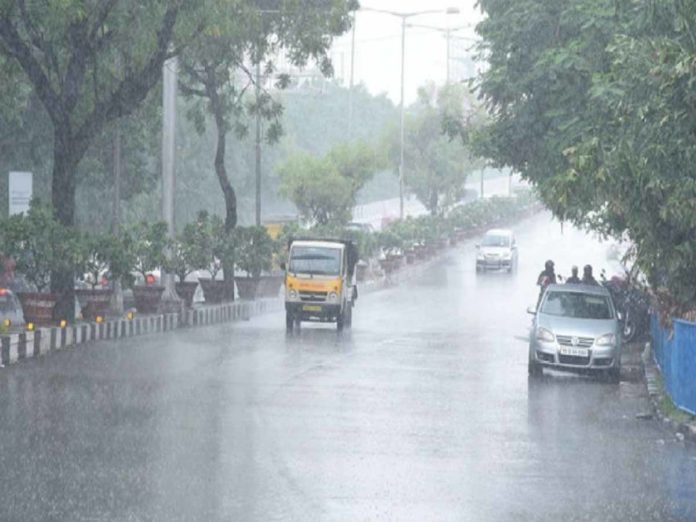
<box><xmin>528</xmin><ymin>284</ymin><xmax>622</xmax><ymax>382</ymax></box>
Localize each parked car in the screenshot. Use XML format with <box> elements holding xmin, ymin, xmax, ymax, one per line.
<box><xmin>0</xmin><ymin>288</ymin><xmax>24</xmax><ymax>328</ymax></box>
<box><xmin>476</xmin><ymin>229</ymin><xmax>518</xmax><ymax>272</ymax></box>
<box><xmin>528</xmin><ymin>284</ymin><xmax>622</xmax><ymax>382</ymax></box>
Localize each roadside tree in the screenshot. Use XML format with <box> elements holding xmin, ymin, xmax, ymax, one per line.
<box><xmin>475</xmin><ymin>0</ymin><xmax>696</xmax><ymax>307</ymax></box>
<box><xmin>179</xmin><ymin>0</ymin><xmax>357</xmax><ymax>283</ymax></box>
<box><xmin>0</xmin><ymin>0</ymin><xmax>206</xmax><ymax>319</ymax></box>
<box><xmin>278</xmin><ymin>141</ymin><xmax>382</xmax><ymax>226</ymax></box>
<box><xmin>386</xmin><ymin>84</ymin><xmax>483</xmax><ymax>216</ymax></box>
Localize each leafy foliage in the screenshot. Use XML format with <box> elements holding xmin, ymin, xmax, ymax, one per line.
<box><xmin>130</xmin><ymin>221</ymin><xmax>169</xmax><ymax>282</ymax></box>
<box><xmin>475</xmin><ymin>0</ymin><xmax>696</xmax><ymax>307</ymax></box>
<box><xmin>234</xmin><ymin>226</ymin><xmax>275</xmax><ymax>279</ymax></box>
<box><xmin>1</xmin><ymin>201</ymin><xmax>80</xmax><ymax>292</ymax></box>
<box><xmin>386</xmin><ymin>83</ymin><xmax>485</xmax><ymax>216</ymax></box>
<box><xmin>179</xmin><ymin>0</ymin><xmax>358</xmax><ymax>231</ymax></box>
<box><xmin>278</xmin><ymin>141</ymin><xmax>382</xmax><ymax>226</ymax></box>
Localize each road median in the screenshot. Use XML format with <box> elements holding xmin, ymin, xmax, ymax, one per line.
<box><xmin>0</xmin><ymin>298</ymin><xmax>282</xmax><ymax>368</ymax></box>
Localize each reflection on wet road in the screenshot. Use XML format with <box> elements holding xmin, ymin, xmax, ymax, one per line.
<box><xmin>0</xmin><ymin>213</ymin><xmax>695</xmax><ymax>521</ymax></box>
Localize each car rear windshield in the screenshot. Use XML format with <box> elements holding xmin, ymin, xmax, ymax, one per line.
<box><xmin>541</xmin><ymin>291</ymin><xmax>613</xmax><ymax>319</ymax></box>
<box><xmin>289</xmin><ymin>247</ymin><xmax>342</xmax><ymax>276</ymax></box>
<box><xmin>482</xmin><ymin>235</ymin><xmax>510</xmax><ymax>247</ymax></box>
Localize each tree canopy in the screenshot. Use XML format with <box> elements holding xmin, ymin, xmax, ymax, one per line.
<box><xmin>387</xmin><ymin>83</ymin><xmax>484</xmax><ymax>216</ymax></box>
<box><xmin>278</xmin><ymin>141</ymin><xmax>382</xmax><ymax>225</ymax></box>
<box><xmin>476</xmin><ymin>0</ymin><xmax>696</xmax><ymax>307</ymax></box>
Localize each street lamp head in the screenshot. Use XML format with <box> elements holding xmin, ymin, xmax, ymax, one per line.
<box><xmin>445</xmin><ymin>7</ymin><xmax>460</xmax><ymax>15</ymax></box>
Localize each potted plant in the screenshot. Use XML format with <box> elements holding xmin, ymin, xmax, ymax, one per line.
<box><xmin>75</xmin><ymin>233</ymin><xmax>115</xmax><ymax>321</ymax></box>
<box><xmin>191</xmin><ymin>212</ymin><xmax>236</xmax><ymax>304</ymax></box>
<box><xmin>164</xmin><ymin>222</ymin><xmax>207</xmax><ymax>308</ymax></box>
<box><xmin>4</xmin><ymin>202</ymin><xmax>80</xmax><ymax>325</ymax></box>
<box><xmin>234</xmin><ymin>226</ymin><xmax>275</xmax><ymax>300</ymax></box>
<box><xmin>255</xmin><ymin>234</ymin><xmax>288</xmax><ymax>298</ymax></box>
<box><xmin>131</xmin><ymin>221</ymin><xmax>169</xmax><ymax>314</ymax></box>
<box><xmin>377</xmin><ymin>230</ymin><xmax>403</xmax><ymax>274</ymax></box>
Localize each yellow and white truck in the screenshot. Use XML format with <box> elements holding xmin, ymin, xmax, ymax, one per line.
<box><xmin>283</xmin><ymin>239</ymin><xmax>358</xmax><ymax>332</ymax></box>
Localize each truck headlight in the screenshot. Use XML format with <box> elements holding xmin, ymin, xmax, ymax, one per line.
<box><xmin>476</xmin><ymin>253</ymin><xmax>485</xmax><ymax>260</ymax></box>
<box><xmin>328</xmin><ymin>292</ymin><xmax>338</xmax><ymax>302</ymax></box>
<box><xmin>596</xmin><ymin>334</ymin><xmax>616</xmax><ymax>346</ymax></box>
<box><xmin>536</xmin><ymin>327</ymin><xmax>555</xmax><ymax>342</ymax></box>
<box><xmin>288</xmin><ymin>289</ymin><xmax>298</xmax><ymax>300</ymax></box>
<box><xmin>502</xmin><ymin>251</ymin><xmax>512</xmax><ymax>259</ymax></box>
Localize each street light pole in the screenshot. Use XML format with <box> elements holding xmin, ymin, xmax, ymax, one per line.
<box><xmin>255</xmin><ymin>60</ymin><xmax>262</xmax><ymax>227</ymax></box>
<box><xmin>446</xmin><ymin>28</ymin><xmax>451</xmax><ymax>84</ymax></box>
<box><xmin>361</xmin><ymin>7</ymin><xmax>460</xmax><ymax>220</ymax></box>
<box><xmin>399</xmin><ymin>16</ymin><xmax>406</xmax><ymax>220</ymax></box>
<box><xmin>406</xmin><ymin>23</ymin><xmax>471</xmax><ymax>84</ymax></box>
<box><xmin>160</xmin><ymin>55</ymin><xmax>183</xmax><ymax>314</ymax></box>
<box><xmin>348</xmin><ymin>13</ymin><xmax>356</xmax><ymax>138</ymax></box>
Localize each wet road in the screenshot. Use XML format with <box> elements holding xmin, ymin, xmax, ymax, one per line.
<box><xmin>1</xmin><ymin>213</ymin><xmax>696</xmax><ymax>521</ymax></box>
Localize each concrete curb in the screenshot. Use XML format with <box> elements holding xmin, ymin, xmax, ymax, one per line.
<box><xmin>0</xmin><ymin>298</ymin><xmax>282</xmax><ymax>369</ymax></box>
<box><xmin>642</xmin><ymin>341</ymin><xmax>696</xmax><ymax>443</ymax></box>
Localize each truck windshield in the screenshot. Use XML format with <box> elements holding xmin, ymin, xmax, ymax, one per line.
<box><xmin>289</xmin><ymin>247</ymin><xmax>342</xmax><ymax>276</ymax></box>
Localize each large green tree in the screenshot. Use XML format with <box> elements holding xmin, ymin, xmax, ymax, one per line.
<box><xmin>179</xmin><ymin>0</ymin><xmax>357</xmax><ymax>281</ymax></box>
<box><xmin>278</xmin><ymin>141</ymin><xmax>381</xmax><ymax>225</ymax></box>
<box><xmin>0</xmin><ymin>0</ymin><xmax>205</xmax><ymax>318</ymax></box>
<box><xmin>388</xmin><ymin>83</ymin><xmax>483</xmax><ymax>216</ymax></box>
<box><xmin>476</xmin><ymin>0</ymin><xmax>696</xmax><ymax>307</ymax></box>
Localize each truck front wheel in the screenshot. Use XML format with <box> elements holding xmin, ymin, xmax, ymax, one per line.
<box><xmin>286</xmin><ymin>312</ymin><xmax>294</xmax><ymax>333</ymax></box>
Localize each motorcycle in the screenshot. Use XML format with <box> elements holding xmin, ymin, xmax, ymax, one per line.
<box><xmin>601</xmin><ymin>269</ymin><xmax>650</xmax><ymax>343</ymax></box>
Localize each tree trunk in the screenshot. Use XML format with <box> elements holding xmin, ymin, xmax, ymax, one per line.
<box><xmin>210</xmin><ymin>84</ymin><xmax>237</xmax><ymax>288</ymax></box>
<box><xmin>429</xmin><ymin>190</ymin><xmax>439</xmax><ymax>217</ymax></box>
<box><xmin>51</xmin><ymin>126</ymin><xmax>80</xmax><ymax>322</ymax></box>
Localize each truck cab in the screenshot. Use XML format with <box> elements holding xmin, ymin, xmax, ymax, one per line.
<box><xmin>284</xmin><ymin>239</ymin><xmax>358</xmax><ymax>332</ymax></box>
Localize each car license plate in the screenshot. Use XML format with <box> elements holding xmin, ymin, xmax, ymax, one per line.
<box><xmin>302</xmin><ymin>305</ymin><xmax>322</xmax><ymax>312</ymax></box>
<box><xmin>559</xmin><ymin>347</ymin><xmax>589</xmax><ymax>357</ymax></box>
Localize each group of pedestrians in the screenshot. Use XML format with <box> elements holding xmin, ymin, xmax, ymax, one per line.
<box><xmin>537</xmin><ymin>260</ymin><xmax>600</xmax><ymax>288</ymax></box>
<box><xmin>536</xmin><ymin>260</ymin><xmax>600</xmax><ymax>308</ymax></box>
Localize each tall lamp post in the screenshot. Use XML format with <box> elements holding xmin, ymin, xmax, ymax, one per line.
<box><xmin>159</xmin><ymin>55</ymin><xmax>183</xmax><ymax>314</ymax></box>
<box><xmin>360</xmin><ymin>6</ymin><xmax>460</xmax><ymax>219</ymax></box>
<box><xmin>253</xmin><ymin>9</ymin><xmax>283</xmax><ymax>227</ymax></box>
<box><xmin>405</xmin><ymin>23</ymin><xmax>473</xmax><ymax>84</ymax></box>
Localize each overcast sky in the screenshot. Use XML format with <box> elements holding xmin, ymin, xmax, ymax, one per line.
<box><xmin>330</xmin><ymin>0</ymin><xmax>483</xmax><ymax>105</ymax></box>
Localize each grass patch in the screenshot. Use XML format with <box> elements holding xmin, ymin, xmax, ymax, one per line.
<box><xmin>654</xmin><ymin>373</ymin><xmax>696</xmax><ymax>424</ymax></box>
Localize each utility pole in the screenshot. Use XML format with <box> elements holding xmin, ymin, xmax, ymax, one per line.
<box><xmin>446</xmin><ymin>28</ymin><xmax>451</xmax><ymax>84</ymax></box>
<box><xmin>159</xmin><ymin>55</ymin><xmax>182</xmax><ymax>314</ymax></box>
<box><xmin>109</xmin><ymin>124</ymin><xmax>124</xmax><ymax>316</ymax></box>
<box><xmin>348</xmin><ymin>13</ymin><xmax>356</xmax><ymax>138</ymax></box>
<box><xmin>255</xmin><ymin>60</ymin><xmax>262</xmax><ymax>227</ymax></box>
<box><xmin>399</xmin><ymin>16</ymin><xmax>406</xmax><ymax>220</ymax></box>
<box><xmin>112</xmin><ymin>127</ymin><xmax>121</xmax><ymax>232</ymax></box>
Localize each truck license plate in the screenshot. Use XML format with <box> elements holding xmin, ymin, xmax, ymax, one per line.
<box><xmin>303</xmin><ymin>305</ymin><xmax>322</xmax><ymax>312</ymax></box>
<box><xmin>560</xmin><ymin>347</ymin><xmax>589</xmax><ymax>357</ymax></box>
